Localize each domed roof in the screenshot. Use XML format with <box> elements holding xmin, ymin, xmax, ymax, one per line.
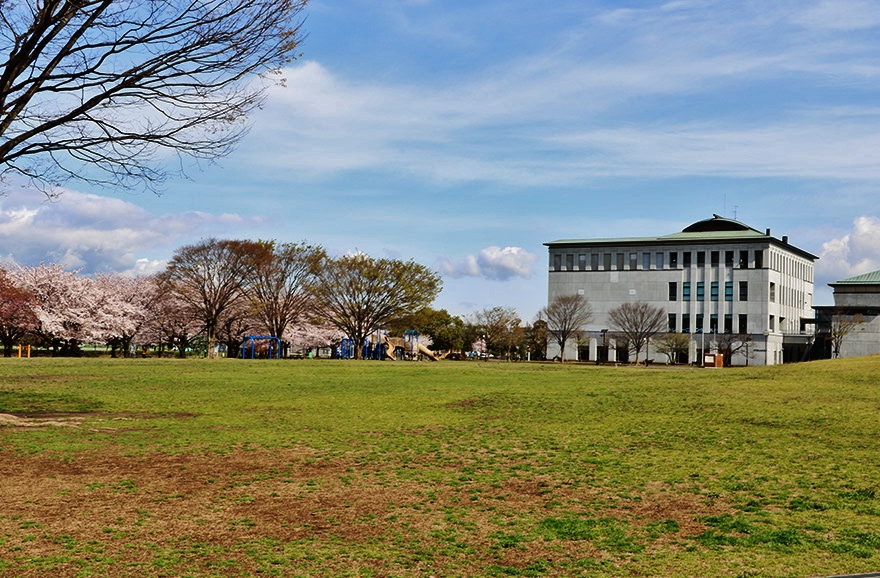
<box><xmin>682</xmin><ymin>214</ymin><xmax>754</xmax><ymax>233</ymax></box>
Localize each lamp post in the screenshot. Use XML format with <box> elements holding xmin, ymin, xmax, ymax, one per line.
<box><xmin>700</xmin><ymin>329</ymin><xmax>705</xmax><ymax>368</ymax></box>
<box><xmin>601</xmin><ymin>329</ymin><xmax>608</xmax><ymax>363</ymax></box>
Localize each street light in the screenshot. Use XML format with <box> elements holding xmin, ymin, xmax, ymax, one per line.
<box><xmin>699</xmin><ymin>328</ymin><xmax>704</xmax><ymax>367</ymax></box>
<box><xmin>601</xmin><ymin>329</ymin><xmax>608</xmax><ymax>363</ymax></box>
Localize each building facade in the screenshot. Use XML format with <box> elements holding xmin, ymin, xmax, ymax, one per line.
<box><xmin>545</xmin><ymin>216</ymin><xmax>817</xmax><ymax>366</ymax></box>
<box><xmin>814</xmin><ymin>270</ymin><xmax>880</xmax><ymax>359</ymax></box>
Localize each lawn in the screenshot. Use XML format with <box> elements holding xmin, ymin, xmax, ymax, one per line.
<box><xmin>1</xmin><ymin>356</ymin><xmax>879</xmax><ymax>577</ymax></box>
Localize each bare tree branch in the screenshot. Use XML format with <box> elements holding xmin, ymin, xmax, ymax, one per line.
<box><xmin>539</xmin><ymin>293</ymin><xmax>592</xmax><ymax>362</ymax></box>
<box><xmin>608</xmin><ymin>301</ymin><xmax>666</xmax><ymax>364</ymax></box>
<box><xmin>0</xmin><ymin>0</ymin><xmax>307</xmax><ymax>194</ymax></box>
<box><xmin>829</xmin><ymin>309</ymin><xmax>865</xmax><ymax>359</ymax></box>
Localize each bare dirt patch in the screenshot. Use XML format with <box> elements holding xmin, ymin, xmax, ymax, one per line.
<box><xmin>0</xmin><ymin>413</ymin><xmax>84</xmax><ymax>428</ymax></box>
<box><xmin>0</xmin><ymin>446</ymin><xmax>732</xmax><ymax>577</ymax></box>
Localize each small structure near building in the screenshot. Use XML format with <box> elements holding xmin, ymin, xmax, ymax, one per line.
<box><xmin>814</xmin><ymin>270</ymin><xmax>880</xmax><ymax>359</ymax></box>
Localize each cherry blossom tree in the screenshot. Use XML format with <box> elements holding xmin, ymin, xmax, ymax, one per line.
<box><xmin>284</xmin><ymin>320</ymin><xmax>345</xmax><ymax>357</ymax></box>
<box><xmin>12</xmin><ymin>263</ymin><xmax>94</xmax><ymax>355</ymax></box>
<box><xmin>92</xmin><ymin>274</ymin><xmax>157</xmax><ymax>357</ymax></box>
<box><xmin>0</xmin><ymin>267</ymin><xmax>38</xmax><ymax>356</ymax></box>
<box><xmin>141</xmin><ymin>285</ymin><xmax>201</xmax><ymax>358</ymax></box>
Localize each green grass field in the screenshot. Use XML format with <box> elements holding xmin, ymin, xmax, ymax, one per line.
<box><xmin>1</xmin><ymin>356</ymin><xmax>879</xmax><ymax>577</ymax></box>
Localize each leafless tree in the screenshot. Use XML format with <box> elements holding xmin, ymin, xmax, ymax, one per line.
<box><xmin>829</xmin><ymin>310</ymin><xmax>865</xmax><ymax>358</ymax></box>
<box><xmin>162</xmin><ymin>238</ymin><xmax>262</xmax><ymax>358</ymax></box>
<box><xmin>141</xmin><ymin>281</ymin><xmax>200</xmax><ymax>358</ymax></box>
<box><xmin>607</xmin><ymin>301</ymin><xmax>666</xmax><ymax>364</ymax></box>
<box><xmin>713</xmin><ymin>332</ymin><xmax>755</xmax><ymax>366</ymax></box>
<box><xmin>539</xmin><ymin>294</ymin><xmax>593</xmax><ymax>362</ymax></box>
<box><xmin>0</xmin><ymin>0</ymin><xmax>306</xmax><ymax>194</ymax></box>
<box><xmin>248</xmin><ymin>241</ymin><xmax>326</xmax><ymax>341</ymax></box>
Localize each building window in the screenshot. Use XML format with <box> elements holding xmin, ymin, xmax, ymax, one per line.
<box><xmin>697</xmin><ymin>251</ymin><xmax>705</xmax><ymax>267</ymax></box>
<box><xmin>769</xmin><ymin>315</ymin><xmax>775</xmax><ymax>332</ymax></box>
<box><xmin>683</xmin><ymin>252</ymin><xmax>691</xmax><ymax>267</ymax></box>
<box><xmin>739</xmin><ymin>250</ymin><xmax>749</xmax><ymax>269</ymax></box>
<box><xmin>669</xmin><ymin>282</ymin><xmax>677</xmax><ymax>301</ymax></box>
<box><xmin>603</xmin><ymin>253</ymin><xmax>612</xmax><ymax>270</ymax></box>
<box><xmin>711</xmin><ymin>251</ymin><xmax>719</xmax><ymax>267</ymax></box>
<box><xmin>683</xmin><ymin>282</ymin><xmax>691</xmax><ymax>301</ymax></box>
<box><xmin>553</xmin><ymin>254</ymin><xmax>562</xmax><ymax>271</ymax></box>
<box><xmin>643</xmin><ymin>252</ymin><xmax>651</xmax><ymax>270</ymax></box>
<box><xmin>591</xmin><ymin>253</ymin><xmax>599</xmax><ymax>270</ymax></box>
<box><xmin>769</xmin><ymin>282</ymin><xmax>776</xmax><ymax>303</ymax></box>
<box><xmin>724</xmin><ymin>314</ymin><xmax>733</xmax><ymax>334</ymax></box>
<box><xmin>566</xmin><ymin>254</ymin><xmax>574</xmax><ymax>271</ymax></box>
<box><xmin>696</xmin><ymin>313</ymin><xmax>704</xmax><ymax>333</ymax></box>
<box><xmin>696</xmin><ymin>282</ymin><xmax>705</xmax><ymax>301</ymax></box>
<box><xmin>616</xmin><ymin>253</ymin><xmax>625</xmax><ymax>270</ymax></box>
<box><xmin>656</xmin><ymin>252</ymin><xmax>664</xmax><ymax>269</ymax></box>
<box><xmin>725</xmin><ymin>281</ymin><xmax>733</xmax><ymax>301</ymax></box>
<box><xmin>725</xmin><ymin>251</ymin><xmax>734</xmax><ymax>267</ymax></box>
<box><xmin>755</xmin><ymin>250</ymin><xmax>764</xmax><ymax>269</ymax></box>
<box><xmin>709</xmin><ymin>314</ymin><xmax>718</xmax><ymax>333</ymax></box>
<box><xmin>739</xmin><ymin>281</ymin><xmax>748</xmax><ymax>301</ymax></box>
<box><xmin>669</xmin><ymin>252</ymin><xmax>678</xmax><ymax>268</ymax></box>
<box><xmin>682</xmin><ymin>313</ymin><xmax>690</xmax><ymax>333</ymax></box>
<box><xmin>578</xmin><ymin>254</ymin><xmax>587</xmax><ymax>271</ymax></box>
<box><xmin>629</xmin><ymin>253</ymin><xmax>638</xmax><ymax>270</ymax></box>
<box><xmin>668</xmin><ymin>313</ymin><xmax>677</xmax><ymax>332</ymax></box>
<box><xmin>738</xmin><ymin>314</ymin><xmax>748</xmax><ymax>334</ymax></box>
<box><xmin>710</xmin><ymin>281</ymin><xmax>719</xmax><ymax>301</ymax></box>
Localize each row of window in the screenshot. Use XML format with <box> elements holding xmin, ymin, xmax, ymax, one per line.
<box><xmin>668</xmin><ymin>313</ymin><xmax>747</xmax><ymax>334</ymax></box>
<box><xmin>553</xmin><ymin>249</ymin><xmax>764</xmax><ymax>272</ymax></box>
<box><xmin>770</xmin><ymin>250</ymin><xmax>812</xmax><ymax>282</ymax></box>
<box><xmin>769</xmin><ymin>281</ymin><xmax>809</xmax><ymax>309</ymax></box>
<box><xmin>670</xmin><ymin>281</ymin><xmax>748</xmax><ymax>302</ymax></box>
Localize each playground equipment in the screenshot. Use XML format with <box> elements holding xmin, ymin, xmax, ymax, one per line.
<box><xmin>381</xmin><ymin>332</ymin><xmax>441</xmax><ymax>361</ymax></box>
<box><xmin>336</xmin><ymin>337</ymin><xmax>355</xmax><ymax>359</ymax></box>
<box><xmin>333</xmin><ymin>330</ymin><xmax>444</xmax><ymax>361</ymax></box>
<box><xmin>241</xmin><ymin>336</ymin><xmax>281</xmax><ymax>359</ymax></box>
<box><xmin>363</xmin><ymin>328</ymin><xmax>387</xmax><ymax>360</ymax></box>
<box><xmin>17</xmin><ymin>345</ymin><xmax>31</xmax><ymax>358</ymax></box>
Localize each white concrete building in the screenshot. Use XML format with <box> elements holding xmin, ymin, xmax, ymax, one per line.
<box><xmin>814</xmin><ymin>270</ymin><xmax>880</xmax><ymax>359</ymax></box>
<box><xmin>545</xmin><ymin>215</ymin><xmax>817</xmax><ymax>366</ymax></box>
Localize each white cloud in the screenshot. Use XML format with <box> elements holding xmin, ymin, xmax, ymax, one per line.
<box><xmin>243</xmin><ymin>0</ymin><xmax>880</xmax><ymax>190</ymax></box>
<box><xmin>795</xmin><ymin>0</ymin><xmax>880</xmax><ymax>31</ymax></box>
<box><xmin>440</xmin><ymin>246</ymin><xmax>537</xmax><ymax>281</ymax></box>
<box><xmin>815</xmin><ymin>215</ymin><xmax>880</xmax><ymax>286</ymax></box>
<box><xmin>0</xmin><ymin>187</ymin><xmax>263</xmax><ymax>275</ymax></box>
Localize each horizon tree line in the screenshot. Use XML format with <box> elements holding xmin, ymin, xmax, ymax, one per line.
<box><xmin>0</xmin><ymin>238</ymin><xmax>549</xmax><ymax>360</ymax></box>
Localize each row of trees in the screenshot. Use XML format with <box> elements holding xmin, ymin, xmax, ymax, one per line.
<box><xmin>539</xmin><ymin>293</ymin><xmax>762</xmax><ymax>365</ymax></box>
<box><xmin>0</xmin><ymin>238</ymin><xmax>555</xmax><ymax>360</ymax></box>
<box><xmin>0</xmin><ymin>239</ymin><xmax>444</xmax><ymax>358</ymax></box>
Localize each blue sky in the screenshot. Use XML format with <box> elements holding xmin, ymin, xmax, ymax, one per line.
<box><xmin>2</xmin><ymin>0</ymin><xmax>880</xmax><ymax>320</ymax></box>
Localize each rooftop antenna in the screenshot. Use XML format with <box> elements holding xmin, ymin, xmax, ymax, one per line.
<box><xmin>733</xmin><ymin>205</ymin><xmax>738</xmax><ymax>220</ymax></box>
